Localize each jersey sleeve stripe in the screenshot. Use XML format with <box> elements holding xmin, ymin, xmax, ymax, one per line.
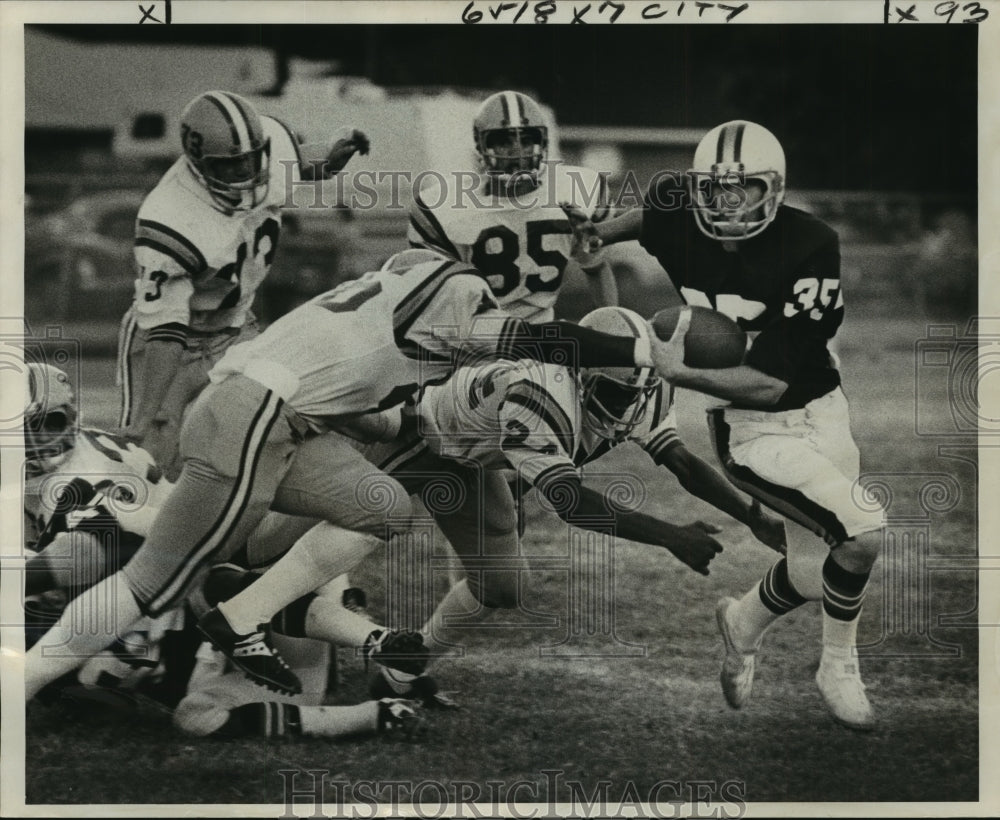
<box><xmin>503</xmin><ymin>379</ymin><xmax>575</xmax><ymax>446</ymax></box>
<box><xmin>145</xmin><ymin>323</ymin><xmax>189</xmax><ymax>346</ymax></box>
<box><xmin>412</xmin><ymin>190</ymin><xmax>461</xmax><ymax>258</ymax></box>
<box><xmin>496</xmin><ymin>317</ymin><xmax>529</xmax><ymax>360</ymax></box>
<box><xmin>408</xmin><ymin>214</ymin><xmax>455</xmax><ymax>256</ymax></box>
<box><xmin>643</xmin><ymin>427</ymin><xmax>680</xmax><ymax>460</ymax></box>
<box><xmin>392</xmin><ymin>261</ymin><xmax>462</xmax><ymax>354</ymax></box>
<box><xmin>531</xmin><ymin>461</ymin><xmax>580</xmax><ymax>495</ymax></box>
<box><xmin>136</xmin><ymin>219</ymin><xmax>207</xmax><ymax>273</ymax></box>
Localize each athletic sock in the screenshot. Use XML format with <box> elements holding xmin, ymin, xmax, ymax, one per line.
<box><xmin>821</xmin><ymin>553</ymin><xmax>871</xmax><ymax>655</ymax></box>
<box><xmin>217</xmin><ymin>523</ymin><xmax>381</xmax><ymax>635</ymax></box>
<box><xmin>728</xmin><ymin>558</ymin><xmax>807</xmax><ymax>650</ymax></box>
<box><xmin>25</xmin><ymin>571</ymin><xmax>143</xmax><ymax>700</ymax></box>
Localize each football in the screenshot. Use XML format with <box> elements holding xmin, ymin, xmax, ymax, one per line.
<box><xmin>651</xmin><ymin>305</ymin><xmax>747</xmax><ymax>368</ymax></box>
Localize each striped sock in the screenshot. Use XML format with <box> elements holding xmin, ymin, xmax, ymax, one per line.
<box><xmin>822</xmin><ymin>554</ymin><xmax>870</xmax><ymax>621</ymax></box>
<box><xmin>223</xmin><ymin>702</ymin><xmax>304</xmax><ymax>739</ymax></box>
<box><xmin>758</xmin><ymin>557</ymin><xmax>809</xmax><ymax>615</ymax></box>
<box><xmin>821</xmin><ymin>554</ymin><xmax>871</xmax><ymax>653</ymax></box>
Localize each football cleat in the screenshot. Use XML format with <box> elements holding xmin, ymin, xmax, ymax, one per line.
<box><xmin>369</xmin><ymin>668</ymin><xmax>460</xmax><ymax>710</ymax></box>
<box><xmin>715</xmin><ymin>597</ymin><xmax>760</xmax><ymax>709</ymax></box>
<box><xmin>363</xmin><ymin>629</ymin><xmax>429</xmax><ymax>676</ymax></box>
<box><xmin>377</xmin><ymin>698</ymin><xmax>428</xmax><ymax>741</ymax></box>
<box><xmin>815</xmin><ymin>654</ymin><xmax>875</xmax><ymax>731</ymax></box>
<box><xmin>197</xmin><ymin>607</ymin><xmax>301</xmax><ymax>695</ymax></box>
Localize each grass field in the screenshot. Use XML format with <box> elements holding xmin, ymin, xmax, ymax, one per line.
<box><xmin>22</xmin><ymin>310</ymin><xmax>981</xmax><ymax>809</ymax></box>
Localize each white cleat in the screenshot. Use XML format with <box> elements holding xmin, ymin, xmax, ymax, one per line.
<box><xmin>815</xmin><ymin>654</ymin><xmax>875</xmax><ymax>731</ymax></box>
<box><xmin>715</xmin><ymin>597</ymin><xmax>759</xmax><ymax>709</ymax></box>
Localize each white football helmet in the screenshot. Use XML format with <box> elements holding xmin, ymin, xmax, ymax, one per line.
<box><xmin>473</xmin><ymin>91</ymin><xmax>549</xmax><ymax>188</ymax></box>
<box><xmin>688</xmin><ymin>120</ymin><xmax>786</xmax><ymax>241</ymax></box>
<box><xmin>24</xmin><ymin>363</ymin><xmax>77</xmax><ymax>467</ymax></box>
<box><xmin>577</xmin><ymin>307</ymin><xmax>661</xmax><ymax>443</ymax></box>
<box><xmin>180</xmin><ymin>90</ymin><xmax>271</xmax><ymax>212</ymax></box>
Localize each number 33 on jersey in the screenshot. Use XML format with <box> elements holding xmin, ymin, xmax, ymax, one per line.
<box><xmin>132</xmin><ymin>115</ymin><xmax>300</xmax><ymax>334</ymax></box>
<box><xmin>407</xmin><ymin>164</ymin><xmax>609</xmax><ymax>323</ymax></box>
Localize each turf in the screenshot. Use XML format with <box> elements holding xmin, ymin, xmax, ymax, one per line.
<box><xmin>22</xmin><ymin>311</ymin><xmax>980</xmax><ymax>808</ymax></box>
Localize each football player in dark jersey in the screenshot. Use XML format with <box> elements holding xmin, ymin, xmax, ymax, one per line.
<box><xmin>565</xmin><ymin>120</ymin><xmax>886</xmax><ymax>730</ymax></box>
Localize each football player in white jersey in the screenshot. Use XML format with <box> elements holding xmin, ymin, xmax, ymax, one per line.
<box><xmin>25</xmin><ymin>249</ymin><xmax>685</xmax><ymax>701</ymax></box>
<box><xmin>407</xmin><ymin>90</ymin><xmax>617</xmax><ymax>324</ymax></box>
<box><xmin>117</xmin><ymin>89</ymin><xmax>370</xmax><ymax>477</ymax></box>
<box><xmin>22</xmin><ymin>364</ymin><xmax>429</xmax><ymax>733</ymax></box>
<box><xmin>358</xmin><ymin>307</ymin><xmax>784</xmax><ymax>696</ymax></box>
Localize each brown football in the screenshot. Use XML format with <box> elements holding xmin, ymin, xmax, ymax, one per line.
<box><xmin>651</xmin><ymin>305</ymin><xmax>747</xmax><ymax>368</ymax></box>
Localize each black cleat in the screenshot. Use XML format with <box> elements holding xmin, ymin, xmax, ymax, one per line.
<box><xmin>363</xmin><ymin>629</ymin><xmax>430</xmax><ymax>676</ymax></box>
<box><xmin>197</xmin><ymin>607</ymin><xmax>302</xmax><ymax>695</ymax></box>
<box><xmin>376</xmin><ymin>698</ymin><xmax>428</xmax><ymax>741</ymax></box>
<box><xmin>369</xmin><ymin>667</ymin><xmax>460</xmax><ymax>710</ymax></box>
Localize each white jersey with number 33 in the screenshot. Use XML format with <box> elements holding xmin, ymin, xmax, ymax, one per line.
<box><xmin>131</xmin><ymin>116</ymin><xmax>302</xmax><ymax>334</ymax></box>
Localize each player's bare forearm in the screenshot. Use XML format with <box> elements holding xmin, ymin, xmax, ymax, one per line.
<box><xmin>580</xmin><ymin>259</ymin><xmax>619</xmax><ymax>307</ymax></box>
<box><xmin>546</xmin><ymin>481</ymin><xmax>723</xmax><ymax>575</ymax></box>
<box><xmin>595</xmin><ymin>208</ymin><xmax>642</xmax><ymax>246</ymax></box>
<box><xmin>131</xmin><ymin>339</ymin><xmax>185</xmax><ymax>436</ymax></box>
<box><xmin>660</xmin><ymin>444</ymin><xmax>752</xmax><ymax>525</ymax></box>
<box><xmin>299</xmin><ymin>128</ymin><xmax>370</xmax><ymax>180</ymax></box>
<box><xmin>667</xmin><ymin>364</ymin><xmax>787</xmax><ymax>406</ymax></box>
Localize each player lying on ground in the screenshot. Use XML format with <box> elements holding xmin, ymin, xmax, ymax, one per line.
<box><xmin>562</xmin><ymin>120</ymin><xmax>886</xmax><ymax>730</ymax></box>
<box><xmin>21</xmin><ymin>363</ymin><xmax>434</xmax><ymax>727</ymax></box>
<box><xmin>24</xmin><ymin>248</ymin><xmax>696</xmax><ymax>701</ymax></box>
<box><xmin>174</xmin><ymin>566</ymin><xmax>426</xmax><ymax>742</ymax></box>
<box><xmin>117</xmin><ymin>89</ymin><xmax>369</xmax><ymax>478</ymax></box>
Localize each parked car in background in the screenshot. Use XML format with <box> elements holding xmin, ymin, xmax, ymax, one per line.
<box><xmin>23</xmin><ymin>187</ymin><xmax>371</xmax><ymax>328</ymax></box>
<box><xmin>25</xmin><ymin>189</ymin><xmax>146</xmax><ymax>321</ymax></box>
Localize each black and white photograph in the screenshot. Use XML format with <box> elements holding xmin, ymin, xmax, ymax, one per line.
<box><xmin>1</xmin><ymin>1</ymin><xmax>997</xmax><ymax>816</ymax></box>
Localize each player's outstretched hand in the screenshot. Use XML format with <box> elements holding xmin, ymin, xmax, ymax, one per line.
<box><xmin>667</xmin><ymin>520</ymin><xmax>724</xmax><ymax>576</ymax></box>
<box><xmin>648</xmin><ymin>305</ymin><xmax>691</xmax><ymax>381</ymax></box>
<box><xmin>748</xmin><ymin>499</ymin><xmax>787</xmax><ymax>555</ymax></box>
<box><xmin>326</xmin><ymin>127</ymin><xmax>371</xmax><ymax>172</ymax></box>
<box><xmin>559</xmin><ymin>201</ymin><xmax>603</xmax><ymax>255</ymax></box>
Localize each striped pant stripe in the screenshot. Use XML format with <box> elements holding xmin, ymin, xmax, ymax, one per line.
<box><xmin>147</xmin><ymin>390</ymin><xmax>284</xmax><ymax>615</ymax></box>
<box><xmin>708</xmin><ymin>408</ymin><xmax>849</xmax><ymax>547</ymax></box>
<box><xmin>117</xmin><ymin>311</ymin><xmax>139</xmax><ymax>428</ymax></box>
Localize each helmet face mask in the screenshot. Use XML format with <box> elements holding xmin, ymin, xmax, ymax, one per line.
<box><xmin>688</xmin><ymin>120</ymin><xmax>786</xmax><ymax>241</ymax></box>
<box><xmin>581</xmin><ymin>370</ymin><xmax>658</xmax><ymax>444</ymax></box>
<box><xmin>576</xmin><ymin>307</ymin><xmax>661</xmax><ymax>444</ymax></box>
<box><xmin>180</xmin><ymin>91</ymin><xmax>271</xmax><ymax>212</ymax></box>
<box><xmin>473</xmin><ymin>92</ymin><xmax>549</xmax><ymax>190</ymax></box>
<box><xmin>24</xmin><ymin>364</ymin><xmax>77</xmax><ymax>467</ymax></box>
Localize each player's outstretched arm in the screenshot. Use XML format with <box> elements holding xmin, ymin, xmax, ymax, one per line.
<box><xmin>535</xmin><ymin>471</ymin><xmax>723</xmax><ymax>576</ymax></box>
<box><xmin>656</xmin><ymin>443</ymin><xmax>787</xmax><ymax>554</ymax></box>
<box><xmin>561</xmin><ymin>203</ymin><xmax>642</xmax><ymax>253</ymax></box>
<box><xmin>299</xmin><ymin>127</ymin><xmax>371</xmax><ymax>180</ymax></box>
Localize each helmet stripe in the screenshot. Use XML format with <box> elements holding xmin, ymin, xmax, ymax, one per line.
<box><xmin>715</xmin><ymin>125</ymin><xmax>728</xmax><ymax>164</ymax></box>
<box><xmin>499</xmin><ymin>93</ymin><xmax>512</xmax><ymax>127</ymax></box>
<box><xmin>513</xmin><ymin>92</ymin><xmax>527</xmax><ymax>125</ymax></box>
<box><xmin>204</xmin><ymin>91</ymin><xmax>252</xmax><ymax>153</ymax></box>
<box><xmin>615</xmin><ymin>308</ymin><xmax>653</xmax><ymax>384</ymax></box>
<box><xmin>732</xmin><ymin>122</ymin><xmax>746</xmax><ymax>162</ymax></box>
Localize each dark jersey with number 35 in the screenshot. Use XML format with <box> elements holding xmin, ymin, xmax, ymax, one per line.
<box><xmin>640</xmin><ymin>177</ymin><xmax>843</xmax><ymax>411</ymax></box>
